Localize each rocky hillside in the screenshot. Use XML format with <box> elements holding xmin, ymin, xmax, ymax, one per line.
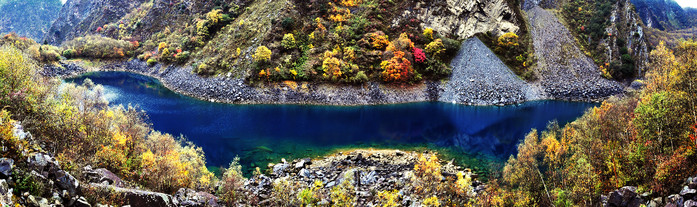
<box><xmin>526</xmin><ymin>6</ymin><xmax>624</xmax><ymax>100</ymax></box>
<box><xmin>551</xmin><ymin>0</ymin><xmax>650</xmax><ymax>80</ymax></box>
<box><xmin>43</xmin><ymin>0</ymin><xmax>524</xmax><ymax>82</ymax></box>
<box><xmin>43</xmin><ymin>0</ymin><xmax>146</xmax><ymax>45</ymax></box>
<box><xmin>0</xmin><ymin>0</ymin><xmax>62</xmax><ymax>40</ymax></box>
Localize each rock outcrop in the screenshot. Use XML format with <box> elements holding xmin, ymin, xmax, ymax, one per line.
<box><xmin>395</xmin><ymin>0</ymin><xmax>520</xmax><ymax>39</ymax></box>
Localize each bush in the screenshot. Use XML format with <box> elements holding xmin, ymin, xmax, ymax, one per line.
<box><xmin>380</xmin><ymin>51</ymin><xmax>413</xmax><ymax>82</ymax></box>
<box><xmin>253</xmin><ymin>46</ymin><xmax>272</xmax><ymax>63</ymax></box>
<box><xmin>62</xmin><ymin>49</ymin><xmax>77</xmax><ymax>59</ymax></box>
<box><xmin>147</xmin><ymin>58</ymin><xmax>157</xmax><ymax>66</ymax></box>
<box><xmin>175</xmin><ymin>51</ymin><xmax>190</xmax><ymax>63</ymax></box>
<box><xmin>281</xmin><ymin>33</ymin><xmax>296</xmax><ymax>50</ymax></box>
<box><xmin>218</xmin><ymin>157</ymin><xmax>246</xmax><ymax>206</ymax></box>
<box><xmin>425</xmin><ymin>39</ymin><xmax>445</xmax><ymax>58</ymax></box>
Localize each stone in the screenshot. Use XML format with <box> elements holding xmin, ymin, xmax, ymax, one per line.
<box><xmin>299</xmin><ymin>169</ymin><xmax>312</xmax><ymax>178</ymax></box>
<box><xmin>666</xmin><ymin>194</ymin><xmax>684</xmax><ymax>207</ymax></box>
<box><xmin>295</xmin><ymin>158</ymin><xmax>311</xmax><ymax>169</ymax></box>
<box><xmin>89</xmin><ymin>183</ymin><xmax>177</xmax><ymax>207</ymax></box>
<box><xmin>0</xmin><ymin>158</ymin><xmax>13</xmax><ymax>179</ymax></box>
<box><xmin>682</xmin><ymin>188</ymin><xmax>697</xmax><ymax>200</ymax></box>
<box><xmin>0</xmin><ymin>179</ymin><xmax>8</xmax><ymax>194</ymax></box>
<box><xmin>272</xmin><ymin>163</ymin><xmax>289</xmax><ymax>176</ymax></box>
<box><xmin>74</xmin><ymin>197</ymin><xmax>91</xmax><ymax>207</ymax></box>
<box><xmin>83</xmin><ymin>167</ymin><xmax>123</xmax><ymax>187</ymax></box>
<box><xmin>27</xmin><ymin>195</ymin><xmax>49</xmax><ymax>207</ymax></box>
<box><xmin>54</xmin><ymin>170</ymin><xmax>79</xmax><ymax>198</ymax></box>
<box><xmin>174</xmin><ymin>188</ymin><xmax>220</xmax><ymax>207</ymax></box>
<box><xmin>607</xmin><ymin>186</ymin><xmax>644</xmax><ymax>207</ymax></box>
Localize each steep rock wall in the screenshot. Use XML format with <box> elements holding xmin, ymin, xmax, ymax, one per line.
<box><xmin>393</xmin><ymin>0</ymin><xmax>520</xmax><ymax>39</ymax></box>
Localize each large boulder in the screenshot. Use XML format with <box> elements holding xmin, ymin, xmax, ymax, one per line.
<box><xmin>665</xmin><ymin>194</ymin><xmax>684</xmax><ymax>207</ymax></box>
<box><xmin>27</xmin><ymin>153</ymin><xmax>79</xmax><ymax>197</ymax></box>
<box><xmin>0</xmin><ymin>158</ymin><xmax>13</xmax><ymax>179</ymax></box>
<box><xmin>607</xmin><ymin>186</ymin><xmax>644</xmax><ymax>207</ymax></box>
<box><xmin>681</xmin><ymin>187</ymin><xmax>697</xmax><ymax>200</ymax></box>
<box><xmin>83</xmin><ymin>166</ymin><xmax>123</xmax><ymax>187</ymax></box>
<box><xmin>174</xmin><ymin>188</ymin><xmax>220</xmax><ymax>207</ymax></box>
<box><xmin>88</xmin><ymin>183</ymin><xmax>177</xmax><ymax>207</ymax></box>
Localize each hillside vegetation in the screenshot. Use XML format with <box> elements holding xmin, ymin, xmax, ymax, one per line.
<box><xmin>493</xmin><ymin>40</ymin><xmax>697</xmax><ymax>206</ymax></box>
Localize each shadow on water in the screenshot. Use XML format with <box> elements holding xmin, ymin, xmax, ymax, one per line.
<box><xmin>66</xmin><ymin>72</ymin><xmax>599</xmax><ymax>176</ymax></box>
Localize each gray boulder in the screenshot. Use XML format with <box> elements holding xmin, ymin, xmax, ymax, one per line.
<box><xmin>682</xmin><ymin>187</ymin><xmax>697</xmax><ymax>200</ymax></box>
<box><xmin>607</xmin><ymin>186</ymin><xmax>644</xmax><ymax>207</ymax></box>
<box><xmin>666</xmin><ymin>194</ymin><xmax>684</xmax><ymax>207</ymax></box>
<box><xmin>83</xmin><ymin>166</ymin><xmax>123</xmax><ymax>187</ymax></box>
<box><xmin>0</xmin><ymin>158</ymin><xmax>13</xmax><ymax>179</ymax></box>
<box><xmin>174</xmin><ymin>188</ymin><xmax>219</xmax><ymax>207</ymax></box>
<box><xmin>89</xmin><ymin>183</ymin><xmax>177</xmax><ymax>207</ymax></box>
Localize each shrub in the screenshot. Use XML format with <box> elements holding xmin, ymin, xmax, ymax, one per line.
<box><xmin>413</xmin><ymin>47</ymin><xmax>426</xmax><ymax>64</ymax></box>
<box><xmin>281</xmin><ymin>33</ymin><xmax>296</xmax><ymax>50</ymax></box>
<box><xmin>330</xmin><ymin>178</ymin><xmax>355</xmax><ymax>207</ymax></box>
<box><xmin>497</xmin><ymin>32</ymin><xmax>519</xmax><ymax>49</ymax></box>
<box><xmin>423</xmin><ymin>28</ymin><xmax>434</xmax><ymax>40</ymax></box>
<box><xmin>380</xmin><ymin>51</ymin><xmax>413</xmax><ymax>82</ymax></box>
<box><xmin>62</xmin><ymin>49</ymin><xmax>77</xmax><ymax>59</ymax></box>
<box><xmin>253</xmin><ymin>46</ymin><xmax>272</xmax><ymax>63</ymax></box>
<box><xmin>423</xmin><ymin>196</ymin><xmax>441</xmax><ymax>207</ymax></box>
<box><xmin>376</xmin><ymin>190</ymin><xmax>400</xmax><ymax>207</ymax></box>
<box><xmin>352</xmin><ymin>71</ymin><xmax>368</xmax><ymax>83</ymax></box>
<box><xmin>175</xmin><ymin>51</ymin><xmax>190</xmax><ymax>63</ymax></box>
<box><xmin>218</xmin><ymin>157</ymin><xmax>246</xmax><ymax>206</ymax></box>
<box><xmin>368</xmin><ymin>32</ymin><xmax>389</xmax><ymax>50</ymax></box>
<box><xmin>425</xmin><ymin>39</ymin><xmax>445</xmax><ymax>58</ymax></box>
<box><xmin>147</xmin><ymin>58</ymin><xmax>157</xmax><ymax>66</ymax></box>
<box><xmin>139</xmin><ymin>132</ymin><xmax>215</xmax><ymax>193</ymax></box>
<box><xmin>298</xmin><ymin>180</ymin><xmax>324</xmax><ymax>206</ymax></box>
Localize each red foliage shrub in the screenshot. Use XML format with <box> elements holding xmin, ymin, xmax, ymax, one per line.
<box><xmin>413</xmin><ymin>47</ymin><xmax>426</xmax><ymax>64</ymax></box>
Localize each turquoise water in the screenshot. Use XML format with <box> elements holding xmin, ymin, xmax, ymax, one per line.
<box><xmin>66</xmin><ymin>72</ymin><xmax>598</xmax><ymax>173</ymax></box>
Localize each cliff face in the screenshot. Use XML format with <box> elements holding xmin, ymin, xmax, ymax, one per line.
<box><xmin>0</xmin><ymin>0</ymin><xmax>62</xmax><ymax>40</ymax></box>
<box><xmin>394</xmin><ymin>0</ymin><xmax>520</xmax><ymax>39</ymax></box>
<box><xmin>603</xmin><ymin>0</ymin><xmax>650</xmax><ymax>75</ymax></box>
<box><xmin>43</xmin><ymin>0</ymin><xmax>145</xmax><ymax>45</ymax></box>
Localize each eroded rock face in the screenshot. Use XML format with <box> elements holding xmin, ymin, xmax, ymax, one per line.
<box><xmin>394</xmin><ymin>0</ymin><xmax>520</xmax><ymax>39</ymax></box>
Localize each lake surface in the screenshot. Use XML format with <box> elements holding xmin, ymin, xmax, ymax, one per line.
<box><xmin>66</xmin><ymin>72</ymin><xmax>598</xmax><ymax>172</ymax></box>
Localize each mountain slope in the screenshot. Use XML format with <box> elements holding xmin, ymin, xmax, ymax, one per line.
<box><xmin>43</xmin><ymin>0</ymin><xmax>146</xmax><ymax>44</ymax></box>
<box><xmin>631</xmin><ymin>0</ymin><xmax>694</xmax><ymax>31</ymax></box>
<box><xmin>0</xmin><ymin>0</ymin><xmax>62</xmax><ymax>40</ymax></box>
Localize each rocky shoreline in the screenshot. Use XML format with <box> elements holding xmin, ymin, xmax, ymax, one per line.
<box><xmin>42</xmin><ymin>37</ymin><xmax>624</xmax><ymax>106</ymax></box>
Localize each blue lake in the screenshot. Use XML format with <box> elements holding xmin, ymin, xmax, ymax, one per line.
<box><xmin>66</xmin><ymin>72</ymin><xmax>598</xmax><ymax>172</ymax></box>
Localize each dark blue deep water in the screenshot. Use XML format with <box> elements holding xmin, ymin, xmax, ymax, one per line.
<box><xmin>66</xmin><ymin>72</ymin><xmax>598</xmax><ymax>172</ymax></box>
